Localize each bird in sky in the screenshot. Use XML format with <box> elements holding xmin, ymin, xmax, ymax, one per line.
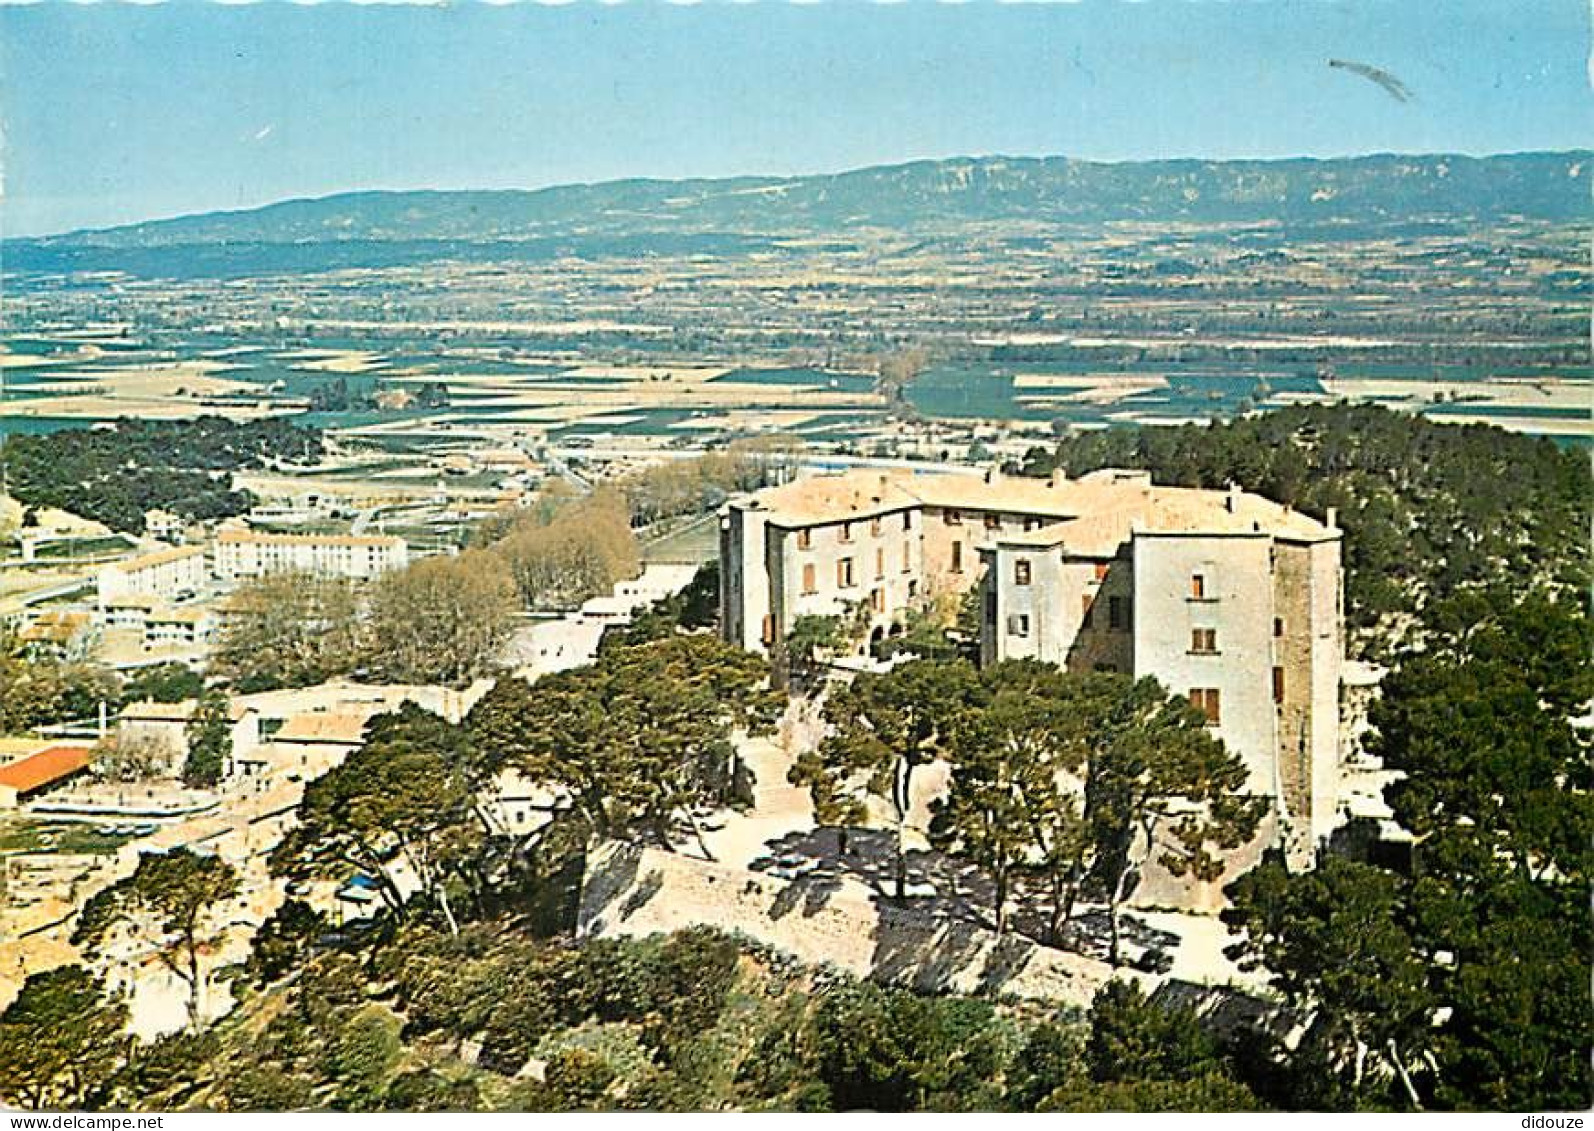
<box><xmin>1328</xmin><ymin>58</ymin><xmax>1414</xmax><ymax>103</ymax></box>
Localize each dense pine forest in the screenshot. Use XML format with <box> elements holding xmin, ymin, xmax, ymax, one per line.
<box><xmin>0</xmin><ymin>417</ymin><xmax>323</xmax><ymax>534</ymax></box>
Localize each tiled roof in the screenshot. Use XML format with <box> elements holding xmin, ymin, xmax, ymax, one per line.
<box><xmin>121</xmin><ymin>698</ymin><xmax>197</xmax><ymax>722</ymax></box>
<box><xmin>274</xmin><ymin>711</ymin><xmax>372</xmax><ymax>745</ymax></box>
<box><xmin>745</xmin><ymin>468</ymin><xmax>1336</xmax><ymax>544</ymax></box>
<box><xmin>20</xmin><ymin>611</ymin><xmax>92</xmax><ymax>643</ymax></box>
<box><xmin>0</xmin><ymin>745</ymin><xmax>92</xmax><ymax>794</ymax></box>
<box><xmin>112</xmin><ymin>545</ymin><xmax>205</xmax><ymax>572</ymax></box>
<box><xmin>750</xmin><ymin>473</ymin><xmax>923</xmax><ymax>525</ymax></box>
<box><xmin>121</xmin><ymin>697</ymin><xmax>250</xmax><ymax>723</ymax></box>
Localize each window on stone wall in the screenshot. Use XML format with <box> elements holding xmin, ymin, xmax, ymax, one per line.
<box><xmin>797</xmin><ymin>529</ymin><xmax>812</xmax><ymax>550</ymax></box>
<box><xmin>1191</xmin><ymin>627</ymin><xmax>1218</xmax><ymax>654</ymax></box>
<box><xmin>875</xmin><ymin>548</ymin><xmax>885</xmax><ymax>580</ymax></box>
<box><xmin>837</xmin><ymin>558</ymin><xmax>855</xmax><ymax>588</ymax></box>
<box><xmin>801</xmin><ymin>563</ymin><xmax>817</xmax><ymax>595</ymax></box>
<box><xmin>951</xmin><ymin>541</ymin><xmax>964</xmax><ymax>572</ymax></box>
<box><xmin>1274</xmin><ymin>617</ymin><xmax>1284</xmax><ymax>637</ymax></box>
<box><xmin>984</xmin><ymin>513</ymin><xmax>1001</xmax><ymax>530</ymax></box>
<box><xmin>1190</xmin><ymin>573</ymin><xmax>1207</xmax><ymax>600</ymax></box>
<box><xmin>903</xmin><ymin>542</ymin><xmax>913</xmax><ymax>573</ymax></box>
<box><xmin>945</xmin><ymin>509</ymin><xmax>963</xmax><ymax>526</ymax></box>
<box><xmin>903</xmin><ymin>511</ymin><xmax>914</xmax><ymax>531</ymax></box>
<box><xmin>1015</xmin><ymin>559</ymin><xmax>1032</xmax><ymax>585</ymax></box>
<box><xmin>1008</xmin><ymin>613</ymin><xmax>1031</xmax><ymax>637</ymax></box>
<box><xmin>1189</xmin><ymin>687</ymin><xmax>1222</xmax><ymax>725</ymax></box>
<box><xmin>1273</xmin><ymin>666</ymin><xmax>1285</xmax><ymax>704</ymax></box>
<box><xmin>840</xmin><ymin>521</ymin><xmax>854</xmax><ymax>543</ymax></box>
<box><xmin>870</xmin><ymin>516</ymin><xmax>882</xmax><ymax>537</ymax></box>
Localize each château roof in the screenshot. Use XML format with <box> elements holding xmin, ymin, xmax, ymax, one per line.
<box><xmin>996</xmin><ymin>484</ymin><xmax>1336</xmax><ymax>554</ymax></box>
<box><xmin>741</xmin><ymin>467</ymin><xmax>1337</xmax><ymax>544</ymax></box>
<box><xmin>748</xmin><ymin>472</ymin><xmax>923</xmax><ymax>525</ymax></box>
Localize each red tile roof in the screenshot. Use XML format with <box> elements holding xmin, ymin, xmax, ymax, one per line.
<box><xmin>0</xmin><ymin>745</ymin><xmax>93</xmax><ymax>795</ymax></box>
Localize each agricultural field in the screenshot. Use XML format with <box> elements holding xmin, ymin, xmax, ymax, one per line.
<box><xmin>2</xmin><ymin>190</ymin><xmax>1587</xmax><ymax>451</ymax></box>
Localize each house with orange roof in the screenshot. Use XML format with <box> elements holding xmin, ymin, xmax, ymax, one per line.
<box><xmin>0</xmin><ymin>745</ymin><xmax>94</xmax><ymax>807</ymax></box>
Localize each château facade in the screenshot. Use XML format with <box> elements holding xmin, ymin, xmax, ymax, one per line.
<box><xmin>720</xmin><ymin>467</ymin><xmax>1344</xmax><ymax>850</ymax></box>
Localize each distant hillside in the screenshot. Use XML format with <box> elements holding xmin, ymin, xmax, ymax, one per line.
<box><xmin>17</xmin><ymin>151</ymin><xmax>1591</xmax><ymax>254</ymax></box>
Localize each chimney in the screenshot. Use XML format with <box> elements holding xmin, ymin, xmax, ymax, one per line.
<box><xmin>1050</xmin><ymin>469</ymin><xmax>1066</xmax><ymax>489</ymax></box>
<box><xmin>1326</xmin><ymin>506</ymin><xmax>1338</xmax><ymax>530</ymax></box>
<box><xmin>984</xmin><ymin>465</ymin><xmax>999</xmax><ymax>485</ymax></box>
<box><xmin>1226</xmin><ymin>482</ymin><xmax>1241</xmax><ymax>513</ymax></box>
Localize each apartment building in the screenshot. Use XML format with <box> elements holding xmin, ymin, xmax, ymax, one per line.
<box><xmin>721</xmin><ymin>467</ymin><xmax>1343</xmax><ymax>849</ymax></box>
<box><xmin>97</xmin><ymin>545</ymin><xmax>208</xmax><ymax>605</ymax></box>
<box><xmin>213</xmin><ymin>530</ymin><xmax>408</xmax><ymax>581</ymax></box>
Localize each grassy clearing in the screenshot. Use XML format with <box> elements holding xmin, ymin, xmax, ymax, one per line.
<box><xmin>0</xmin><ymin>816</ymin><xmax>137</xmax><ymax>856</ymax></box>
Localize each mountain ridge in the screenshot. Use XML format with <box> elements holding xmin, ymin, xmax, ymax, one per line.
<box><xmin>19</xmin><ymin>150</ymin><xmax>1589</xmax><ymax>252</ymax></box>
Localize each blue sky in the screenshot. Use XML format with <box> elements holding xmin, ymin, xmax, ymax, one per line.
<box><xmin>2</xmin><ymin>0</ymin><xmax>1587</xmax><ymax>236</ymax></box>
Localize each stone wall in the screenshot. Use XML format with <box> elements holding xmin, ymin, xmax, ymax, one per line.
<box><xmin>578</xmin><ymin>840</ymin><xmax>1138</xmax><ymax>1008</ymax></box>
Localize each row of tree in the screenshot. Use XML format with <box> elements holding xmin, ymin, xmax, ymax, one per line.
<box><xmin>616</xmin><ymin>437</ymin><xmax>799</xmax><ymax>527</ymax></box>
<box><xmin>207</xmin><ymin>449</ymin><xmax>782</xmax><ymax>693</ymax></box>
<box><xmin>0</xmin><ymin>638</ymin><xmax>226</xmax><ymax>734</ymax></box>
<box><xmin>0</xmin><ymin>641</ymin><xmax>119</xmax><ymax>733</ymax></box>
<box><xmin>304</xmin><ymin>377</ymin><xmax>449</xmax><ymax>413</ymax></box>
<box><xmin>485</xmin><ymin>486</ymin><xmax>639</xmax><ymax>612</ymax></box>
<box><xmin>209</xmin><ymin>550</ymin><xmax>518</xmax><ymax>692</ymax></box>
